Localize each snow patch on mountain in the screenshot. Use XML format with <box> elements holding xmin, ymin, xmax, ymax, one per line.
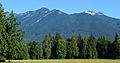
<box><xmin>23</xmin><ymin>14</ymin><xmax>31</xmax><ymax>18</ymax></box>
<box><xmin>34</xmin><ymin>11</ymin><xmax>53</xmax><ymax>24</ymax></box>
<box><xmin>84</xmin><ymin>11</ymin><xmax>104</xmax><ymax>16</ymax></box>
<box><xmin>58</xmin><ymin>11</ymin><xmax>63</xmax><ymax>14</ymax></box>
<box><xmin>36</xmin><ymin>19</ymin><xmax>40</xmax><ymax>22</ymax></box>
<box><xmin>84</xmin><ymin>11</ymin><xmax>96</xmax><ymax>15</ymax></box>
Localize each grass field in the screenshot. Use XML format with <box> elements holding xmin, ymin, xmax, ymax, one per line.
<box><xmin>7</xmin><ymin>59</ymin><xmax>120</xmax><ymax>63</ymax></box>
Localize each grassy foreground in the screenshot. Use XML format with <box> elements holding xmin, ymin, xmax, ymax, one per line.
<box><xmin>6</xmin><ymin>59</ymin><xmax>120</xmax><ymax>63</ymax></box>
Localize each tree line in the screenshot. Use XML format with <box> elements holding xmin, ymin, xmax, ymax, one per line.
<box><xmin>0</xmin><ymin>3</ymin><xmax>120</xmax><ymax>60</ymax></box>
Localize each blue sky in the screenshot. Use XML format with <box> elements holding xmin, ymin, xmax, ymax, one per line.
<box><xmin>0</xmin><ymin>0</ymin><xmax>120</xmax><ymax>18</ymax></box>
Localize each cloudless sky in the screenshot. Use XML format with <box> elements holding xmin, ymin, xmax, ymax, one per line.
<box><xmin>0</xmin><ymin>0</ymin><xmax>120</xmax><ymax>18</ymax></box>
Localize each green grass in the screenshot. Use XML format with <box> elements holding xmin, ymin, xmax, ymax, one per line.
<box><xmin>6</xmin><ymin>59</ymin><xmax>120</xmax><ymax>63</ymax></box>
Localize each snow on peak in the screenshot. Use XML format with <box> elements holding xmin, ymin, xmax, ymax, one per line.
<box><xmin>84</xmin><ymin>11</ymin><xmax>104</xmax><ymax>16</ymax></box>
<box><xmin>84</xmin><ymin>11</ymin><xmax>96</xmax><ymax>15</ymax></box>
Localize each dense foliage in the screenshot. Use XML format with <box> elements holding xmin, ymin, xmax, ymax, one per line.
<box><xmin>27</xmin><ymin>33</ymin><xmax>120</xmax><ymax>59</ymax></box>
<box><xmin>1</xmin><ymin>3</ymin><xmax>120</xmax><ymax>60</ymax></box>
<box><xmin>43</xmin><ymin>33</ymin><xmax>52</xmax><ymax>59</ymax></box>
<box><xmin>0</xmin><ymin>4</ymin><xmax>27</xmax><ymax>60</ymax></box>
<box><xmin>28</xmin><ymin>41</ymin><xmax>43</xmax><ymax>59</ymax></box>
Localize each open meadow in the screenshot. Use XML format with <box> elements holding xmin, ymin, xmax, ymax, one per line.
<box><xmin>8</xmin><ymin>59</ymin><xmax>120</xmax><ymax>63</ymax></box>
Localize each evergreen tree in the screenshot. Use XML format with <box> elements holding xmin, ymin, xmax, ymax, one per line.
<box><xmin>107</xmin><ymin>40</ymin><xmax>112</xmax><ymax>59</ymax></box>
<box><xmin>56</xmin><ymin>39</ymin><xmax>66</xmax><ymax>59</ymax></box>
<box><xmin>54</xmin><ymin>32</ymin><xmax>62</xmax><ymax>41</ymax></box>
<box><xmin>28</xmin><ymin>41</ymin><xmax>43</xmax><ymax>59</ymax></box>
<box><xmin>97</xmin><ymin>36</ymin><xmax>110</xmax><ymax>59</ymax></box>
<box><xmin>66</xmin><ymin>38</ymin><xmax>71</xmax><ymax>59</ymax></box>
<box><xmin>79</xmin><ymin>37</ymin><xmax>88</xmax><ymax>58</ymax></box>
<box><xmin>87</xmin><ymin>34</ymin><xmax>98</xmax><ymax>59</ymax></box>
<box><xmin>7</xmin><ymin>11</ymin><xmax>25</xmax><ymax>60</ymax></box>
<box><xmin>67</xmin><ymin>33</ymin><xmax>79</xmax><ymax>58</ymax></box>
<box><xmin>0</xmin><ymin>4</ymin><xmax>8</xmax><ymax>59</ymax></box>
<box><xmin>112</xmin><ymin>33</ymin><xmax>120</xmax><ymax>59</ymax></box>
<box><xmin>17</xmin><ymin>42</ymin><xmax>29</xmax><ymax>59</ymax></box>
<box><xmin>51</xmin><ymin>32</ymin><xmax>62</xmax><ymax>58</ymax></box>
<box><xmin>77</xmin><ymin>34</ymin><xmax>83</xmax><ymax>58</ymax></box>
<box><xmin>0</xmin><ymin>4</ymin><xmax>27</xmax><ymax>60</ymax></box>
<box><xmin>43</xmin><ymin>33</ymin><xmax>52</xmax><ymax>59</ymax></box>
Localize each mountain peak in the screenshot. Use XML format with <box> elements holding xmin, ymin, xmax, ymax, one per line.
<box><xmin>51</xmin><ymin>9</ymin><xmax>61</xmax><ymax>12</ymax></box>
<box><xmin>39</xmin><ymin>7</ymin><xmax>49</xmax><ymax>11</ymax></box>
<box><xmin>84</xmin><ymin>11</ymin><xmax>96</xmax><ymax>15</ymax></box>
<box><xmin>51</xmin><ymin>9</ymin><xmax>65</xmax><ymax>14</ymax></box>
<box><xmin>83</xmin><ymin>11</ymin><xmax>104</xmax><ymax>16</ymax></box>
<box><xmin>36</xmin><ymin>7</ymin><xmax>50</xmax><ymax>12</ymax></box>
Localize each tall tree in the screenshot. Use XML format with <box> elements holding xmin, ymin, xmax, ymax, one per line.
<box><xmin>77</xmin><ymin>34</ymin><xmax>82</xmax><ymax>58</ymax></box>
<box><xmin>56</xmin><ymin>39</ymin><xmax>66</xmax><ymax>59</ymax></box>
<box><xmin>87</xmin><ymin>34</ymin><xmax>98</xmax><ymax>59</ymax></box>
<box><xmin>79</xmin><ymin>37</ymin><xmax>88</xmax><ymax>58</ymax></box>
<box><xmin>28</xmin><ymin>41</ymin><xmax>43</xmax><ymax>59</ymax></box>
<box><xmin>67</xmin><ymin>33</ymin><xmax>79</xmax><ymax>58</ymax></box>
<box><xmin>7</xmin><ymin>11</ymin><xmax>25</xmax><ymax>60</ymax></box>
<box><xmin>0</xmin><ymin>3</ymin><xmax>8</xmax><ymax>59</ymax></box>
<box><xmin>43</xmin><ymin>33</ymin><xmax>52</xmax><ymax>59</ymax></box>
<box><xmin>51</xmin><ymin>32</ymin><xmax>62</xmax><ymax>58</ymax></box>
<box><xmin>112</xmin><ymin>33</ymin><xmax>120</xmax><ymax>59</ymax></box>
<box><xmin>97</xmin><ymin>36</ymin><xmax>110</xmax><ymax>59</ymax></box>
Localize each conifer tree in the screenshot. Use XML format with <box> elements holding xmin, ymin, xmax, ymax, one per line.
<box><xmin>43</xmin><ymin>33</ymin><xmax>52</xmax><ymax>59</ymax></box>
<box><xmin>79</xmin><ymin>37</ymin><xmax>88</xmax><ymax>58</ymax></box>
<box><xmin>28</xmin><ymin>41</ymin><xmax>43</xmax><ymax>59</ymax></box>
<box><xmin>67</xmin><ymin>33</ymin><xmax>79</xmax><ymax>58</ymax></box>
<box><xmin>87</xmin><ymin>34</ymin><xmax>98</xmax><ymax>59</ymax></box>
<box><xmin>17</xmin><ymin>42</ymin><xmax>29</xmax><ymax>59</ymax></box>
<box><xmin>0</xmin><ymin>4</ymin><xmax>8</xmax><ymax>59</ymax></box>
<box><xmin>7</xmin><ymin>11</ymin><xmax>25</xmax><ymax>59</ymax></box>
<box><xmin>51</xmin><ymin>32</ymin><xmax>62</xmax><ymax>58</ymax></box>
<box><xmin>77</xmin><ymin>34</ymin><xmax>82</xmax><ymax>58</ymax></box>
<box><xmin>56</xmin><ymin>39</ymin><xmax>66</xmax><ymax>59</ymax></box>
<box><xmin>97</xmin><ymin>36</ymin><xmax>110</xmax><ymax>58</ymax></box>
<box><xmin>112</xmin><ymin>33</ymin><xmax>120</xmax><ymax>59</ymax></box>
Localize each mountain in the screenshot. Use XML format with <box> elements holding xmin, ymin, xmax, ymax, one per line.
<box><xmin>13</xmin><ymin>8</ymin><xmax>120</xmax><ymax>41</ymax></box>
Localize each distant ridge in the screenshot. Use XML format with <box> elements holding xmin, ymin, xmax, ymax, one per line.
<box><xmin>10</xmin><ymin>7</ymin><xmax>120</xmax><ymax>41</ymax></box>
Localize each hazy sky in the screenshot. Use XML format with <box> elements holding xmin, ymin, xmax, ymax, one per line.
<box><xmin>0</xmin><ymin>0</ymin><xmax>120</xmax><ymax>18</ymax></box>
